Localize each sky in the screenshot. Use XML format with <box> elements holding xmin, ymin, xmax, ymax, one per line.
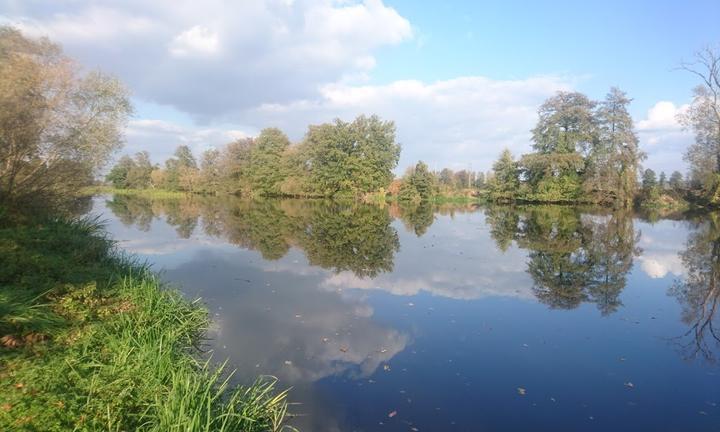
<box><xmin>2</xmin><ymin>0</ymin><xmax>719</xmax><ymax>175</ymax></box>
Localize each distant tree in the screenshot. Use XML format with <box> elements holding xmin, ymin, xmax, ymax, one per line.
<box><xmin>439</xmin><ymin>168</ymin><xmax>454</xmax><ymax>186</ymax></box>
<box><xmin>679</xmin><ymin>47</ymin><xmax>720</xmax><ymax>203</ymax></box>
<box><xmin>127</xmin><ymin>151</ymin><xmax>153</xmax><ymax>189</ymax></box>
<box><xmin>199</xmin><ymin>148</ymin><xmax>221</xmax><ymax>193</ymax></box>
<box><xmin>220</xmin><ymin>137</ymin><xmax>254</xmax><ymax>194</ymax></box>
<box><xmin>670</xmin><ymin>171</ymin><xmax>684</xmax><ymax>190</ymax></box>
<box><xmin>399</xmin><ymin>161</ymin><xmax>436</xmax><ymax>202</ymax></box>
<box><xmin>249</xmin><ymin>128</ymin><xmax>290</xmax><ymax>196</ymax></box>
<box><xmin>0</xmin><ymin>26</ymin><xmax>131</xmax><ymax>206</ymax></box>
<box><xmin>106</xmin><ymin>155</ymin><xmax>136</xmax><ymax>189</ymax></box>
<box><xmin>490</xmin><ymin>149</ymin><xmax>519</xmax><ymax>200</ymax></box>
<box><xmin>642</xmin><ymin>168</ymin><xmax>657</xmax><ymax>191</ymax></box>
<box><xmin>659</xmin><ymin>171</ymin><xmax>667</xmax><ymax>189</ymax></box>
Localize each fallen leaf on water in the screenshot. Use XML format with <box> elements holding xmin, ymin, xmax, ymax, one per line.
<box><xmin>383</xmin><ymin>364</ymin><xmax>391</xmax><ymax>371</ymax></box>
<box><xmin>340</xmin><ymin>346</ymin><xmax>348</xmax><ymax>353</ymax></box>
<box><xmin>517</xmin><ymin>387</ymin><xmax>526</xmax><ymax>396</ymax></box>
<box><xmin>388</xmin><ymin>411</ymin><xmax>397</xmax><ymax>418</ymax></box>
<box><xmin>322</xmin><ymin>337</ymin><xmax>329</xmax><ymax>343</ymax></box>
<box><xmin>624</xmin><ymin>382</ymin><xmax>634</xmax><ymax>389</ymax></box>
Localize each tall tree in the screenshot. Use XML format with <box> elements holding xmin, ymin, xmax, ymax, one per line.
<box><xmin>679</xmin><ymin>47</ymin><xmax>720</xmax><ymax>202</ymax></box>
<box><xmin>0</xmin><ymin>26</ymin><xmax>131</xmax><ymax>206</ymax></box>
<box><xmin>670</xmin><ymin>171</ymin><xmax>684</xmax><ymax>190</ymax></box>
<box><xmin>531</xmin><ymin>91</ymin><xmax>597</xmax><ymax>154</ymax></box>
<box><xmin>524</xmin><ymin>91</ymin><xmax>596</xmax><ymax>202</ymax></box>
<box><xmin>490</xmin><ymin>149</ymin><xmax>519</xmax><ymax>200</ymax></box>
<box><xmin>249</xmin><ymin>128</ymin><xmax>290</xmax><ymax>196</ymax></box>
<box><xmin>586</xmin><ymin>87</ymin><xmax>643</xmax><ymax>206</ymax></box>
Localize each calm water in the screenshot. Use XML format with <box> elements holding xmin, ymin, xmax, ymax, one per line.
<box><xmin>91</xmin><ymin>195</ymin><xmax>720</xmax><ymax>431</ymax></box>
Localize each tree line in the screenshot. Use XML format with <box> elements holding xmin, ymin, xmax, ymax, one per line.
<box><xmin>107</xmin><ymin>116</ymin><xmax>402</xmax><ymax>199</ymax></box>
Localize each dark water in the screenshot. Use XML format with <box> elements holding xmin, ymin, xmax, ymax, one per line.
<box><xmin>91</xmin><ymin>195</ymin><xmax>720</xmax><ymax>431</ymax></box>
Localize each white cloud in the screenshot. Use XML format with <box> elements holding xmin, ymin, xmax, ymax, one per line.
<box><xmin>169</xmin><ymin>25</ymin><xmax>220</xmax><ymax>57</ymax></box>
<box><xmin>638</xmin><ymin>254</ymin><xmax>684</xmax><ymax>279</ymax></box>
<box><xmin>125</xmin><ymin>119</ymin><xmax>253</xmax><ymax>164</ymax></box>
<box><xmin>2</xmin><ymin>0</ymin><xmax>412</xmax><ymax>117</ymax></box>
<box><xmin>636</xmin><ymin>101</ymin><xmax>693</xmax><ymax>175</ymax></box>
<box><xmin>637</xmin><ymin>101</ymin><xmax>688</xmax><ymax>132</ymax></box>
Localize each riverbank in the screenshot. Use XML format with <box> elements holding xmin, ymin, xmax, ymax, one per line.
<box><xmin>0</xmin><ymin>212</ymin><xmax>293</xmax><ymax>431</ymax></box>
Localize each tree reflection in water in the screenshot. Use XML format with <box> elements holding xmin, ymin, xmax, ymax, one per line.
<box><xmin>484</xmin><ymin>205</ymin><xmax>640</xmax><ymax>315</ymax></box>
<box><xmin>669</xmin><ymin>213</ymin><xmax>720</xmax><ymax>362</ymax></box>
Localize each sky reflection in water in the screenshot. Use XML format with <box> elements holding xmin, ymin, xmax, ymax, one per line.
<box><xmin>92</xmin><ymin>196</ymin><xmax>720</xmax><ymax>431</ymax></box>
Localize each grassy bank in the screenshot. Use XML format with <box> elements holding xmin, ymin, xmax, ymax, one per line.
<box><xmin>0</xmin><ymin>214</ymin><xmax>293</xmax><ymax>431</ymax></box>
<box><xmin>81</xmin><ymin>186</ymin><xmax>189</xmax><ymax>199</ymax></box>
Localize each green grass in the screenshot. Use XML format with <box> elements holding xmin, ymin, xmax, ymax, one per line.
<box><xmin>0</xmin><ymin>214</ymin><xmax>295</xmax><ymax>431</ymax></box>
<box><xmin>81</xmin><ymin>186</ymin><xmax>189</xmax><ymax>199</ymax></box>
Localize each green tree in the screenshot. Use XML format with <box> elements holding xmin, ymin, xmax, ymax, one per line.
<box><xmin>249</xmin><ymin>128</ymin><xmax>291</xmax><ymax>196</ymax></box>
<box><xmin>127</xmin><ymin>151</ymin><xmax>153</xmax><ymax>189</ymax></box>
<box><xmin>585</xmin><ymin>87</ymin><xmax>643</xmax><ymax>206</ymax></box>
<box><xmin>489</xmin><ymin>149</ymin><xmax>519</xmax><ymax>200</ymax></box>
<box><xmin>106</xmin><ymin>155</ymin><xmax>136</xmax><ymax>189</ymax></box>
<box><xmin>0</xmin><ymin>26</ymin><xmax>131</xmax><ymax>206</ymax></box>
<box><xmin>670</xmin><ymin>171</ymin><xmax>684</xmax><ymax>191</ymax></box>
<box><xmin>399</xmin><ymin>161</ymin><xmax>436</xmax><ymax>202</ymax></box>
<box><xmin>642</xmin><ymin>168</ymin><xmax>657</xmax><ymax>191</ymax></box>
<box><xmin>531</xmin><ymin>91</ymin><xmax>596</xmax><ymax>154</ymax></box>
<box><xmin>303</xmin><ymin>115</ymin><xmax>400</xmax><ymax>197</ymax></box>
<box><xmin>659</xmin><ymin>171</ymin><xmax>667</xmax><ymax>189</ymax></box>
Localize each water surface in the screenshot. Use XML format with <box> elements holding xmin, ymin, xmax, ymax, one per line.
<box><xmin>92</xmin><ymin>195</ymin><xmax>720</xmax><ymax>431</ymax></box>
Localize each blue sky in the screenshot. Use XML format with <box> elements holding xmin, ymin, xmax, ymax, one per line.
<box><xmin>2</xmin><ymin>0</ymin><xmax>718</xmax><ymax>174</ymax></box>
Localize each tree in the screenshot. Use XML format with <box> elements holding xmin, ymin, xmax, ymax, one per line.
<box><xmin>642</xmin><ymin>168</ymin><xmax>657</xmax><ymax>191</ymax></box>
<box><xmin>679</xmin><ymin>47</ymin><xmax>720</xmax><ymax>202</ymax></box>
<box><xmin>303</xmin><ymin>115</ymin><xmax>400</xmax><ymax>197</ymax></box>
<box><xmin>531</xmin><ymin>91</ymin><xmax>596</xmax><ymax>154</ymax></box>
<box><xmin>106</xmin><ymin>155</ymin><xmax>136</xmax><ymax>189</ymax></box>
<box><xmin>490</xmin><ymin>149</ymin><xmax>519</xmax><ymax>200</ymax></box>
<box><xmin>127</xmin><ymin>151</ymin><xmax>153</xmax><ymax>189</ymax></box>
<box><xmin>0</xmin><ymin>26</ymin><xmax>131</xmax><ymax>206</ymax></box>
<box><xmin>659</xmin><ymin>171</ymin><xmax>667</xmax><ymax>189</ymax></box>
<box><xmin>220</xmin><ymin>137</ymin><xmax>254</xmax><ymax>194</ymax></box>
<box><xmin>670</xmin><ymin>171</ymin><xmax>684</xmax><ymax>190</ymax></box>
<box><xmin>525</xmin><ymin>91</ymin><xmax>596</xmax><ymax>202</ymax></box>
<box><xmin>164</xmin><ymin>145</ymin><xmax>199</xmax><ymax>191</ymax></box>
<box><xmin>399</xmin><ymin>161</ymin><xmax>436</xmax><ymax>202</ymax></box>
<box><xmin>249</xmin><ymin>128</ymin><xmax>290</xmax><ymax>196</ymax></box>
<box><xmin>199</xmin><ymin>148</ymin><xmax>221</xmax><ymax>193</ymax></box>
<box><xmin>585</xmin><ymin>88</ymin><xmax>643</xmax><ymax>206</ymax></box>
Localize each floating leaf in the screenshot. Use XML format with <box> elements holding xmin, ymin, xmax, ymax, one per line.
<box><xmin>388</xmin><ymin>410</ymin><xmax>397</xmax><ymax>418</ymax></box>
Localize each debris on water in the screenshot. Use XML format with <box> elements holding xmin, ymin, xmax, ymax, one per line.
<box><xmin>322</xmin><ymin>337</ymin><xmax>329</xmax><ymax>343</ymax></box>
<box><xmin>340</xmin><ymin>346</ymin><xmax>348</xmax><ymax>353</ymax></box>
<box><xmin>255</xmin><ymin>363</ymin><xmax>260</xmax><ymax>368</ymax></box>
<box><xmin>380</xmin><ymin>348</ymin><xmax>388</xmax><ymax>353</ymax></box>
<box><xmin>624</xmin><ymin>382</ymin><xmax>635</xmax><ymax>389</ymax></box>
<box><xmin>619</xmin><ymin>357</ymin><xmax>626</xmax><ymax>362</ymax></box>
<box><xmin>383</xmin><ymin>364</ymin><xmax>391</xmax><ymax>371</ymax></box>
<box><xmin>522</xmin><ymin>343</ymin><xmax>529</xmax><ymax>348</ymax></box>
<box><xmin>517</xmin><ymin>387</ymin><xmax>527</xmax><ymax>396</ymax></box>
<box><xmin>589</xmin><ymin>416</ymin><xmax>594</xmax><ymax>420</ymax></box>
<box><xmin>284</xmin><ymin>360</ymin><xmax>292</xmax><ymax>366</ymax></box>
<box><xmin>550</xmin><ymin>397</ymin><xmax>556</xmax><ymax>402</ymax></box>
<box><xmin>388</xmin><ymin>410</ymin><xmax>397</xmax><ymax>418</ymax></box>
<box><xmin>699</xmin><ymin>411</ymin><xmax>708</xmax><ymax>416</ymax></box>
<box><xmin>295</xmin><ymin>314</ymin><xmax>302</xmax><ymax>318</ymax></box>
<box><xmin>408</xmin><ymin>302</ymin><xmax>415</xmax><ymax>307</ymax></box>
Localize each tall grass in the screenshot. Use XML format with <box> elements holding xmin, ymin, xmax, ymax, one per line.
<box><xmin>0</xmin><ymin>216</ymin><xmax>295</xmax><ymax>431</ymax></box>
